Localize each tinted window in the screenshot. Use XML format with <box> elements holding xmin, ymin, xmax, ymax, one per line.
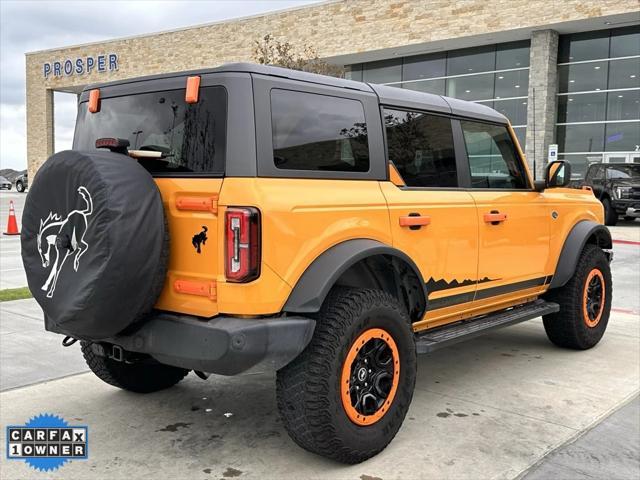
<box><xmin>384</xmin><ymin>109</ymin><xmax>457</xmax><ymax>188</ymax></box>
<box><xmin>74</xmin><ymin>87</ymin><xmax>227</xmax><ymax>175</ymax></box>
<box><xmin>270</xmin><ymin>89</ymin><xmax>369</xmax><ymax>172</ymax></box>
<box><xmin>606</xmin><ymin>165</ymin><xmax>640</xmax><ymax>180</ymax></box>
<box><xmin>461</xmin><ymin>121</ymin><xmax>528</xmax><ymax>189</ymax></box>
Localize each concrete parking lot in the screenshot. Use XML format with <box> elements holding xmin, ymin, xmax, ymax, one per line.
<box><xmin>0</xmin><ymin>191</ymin><xmax>638</xmax><ymax>479</ymax></box>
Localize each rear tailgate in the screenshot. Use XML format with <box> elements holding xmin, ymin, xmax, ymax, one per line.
<box><xmin>154</xmin><ymin>178</ymin><xmax>223</xmax><ymax>317</ymax></box>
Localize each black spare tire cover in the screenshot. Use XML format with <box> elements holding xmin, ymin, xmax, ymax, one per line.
<box><xmin>21</xmin><ymin>150</ymin><xmax>168</xmax><ymax>340</ymax></box>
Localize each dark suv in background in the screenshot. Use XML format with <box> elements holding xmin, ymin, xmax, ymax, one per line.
<box><xmin>582</xmin><ymin>163</ymin><xmax>640</xmax><ymax>225</ymax></box>
<box><xmin>15</xmin><ymin>172</ymin><xmax>28</xmax><ymax>192</ymax></box>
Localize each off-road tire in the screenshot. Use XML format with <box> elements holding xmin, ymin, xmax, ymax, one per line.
<box><xmin>15</xmin><ymin>181</ymin><xmax>24</xmax><ymax>193</ymax></box>
<box><xmin>543</xmin><ymin>244</ymin><xmax>611</xmax><ymax>349</ymax></box>
<box><xmin>81</xmin><ymin>342</ymin><xmax>189</xmax><ymax>393</ymax></box>
<box><xmin>602</xmin><ymin>197</ymin><xmax>618</xmax><ymax>226</ymax></box>
<box><xmin>276</xmin><ymin>288</ymin><xmax>417</xmax><ymax>464</ymax></box>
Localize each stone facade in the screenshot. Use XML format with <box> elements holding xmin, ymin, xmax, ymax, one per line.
<box><xmin>525</xmin><ymin>30</ymin><xmax>559</xmax><ymax>180</ymax></box>
<box><xmin>25</xmin><ymin>0</ymin><xmax>640</xmax><ymax>177</ymax></box>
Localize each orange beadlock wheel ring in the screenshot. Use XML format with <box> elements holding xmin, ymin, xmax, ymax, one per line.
<box><xmin>340</xmin><ymin>328</ymin><xmax>400</xmax><ymax>426</ymax></box>
<box><xmin>583</xmin><ymin>268</ymin><xmax>605</xmax><ymax>328</ymax></box>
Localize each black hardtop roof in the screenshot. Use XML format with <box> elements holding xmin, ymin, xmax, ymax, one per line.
<box><xmin>82</xmin><ymin>62</ymin><xmax>508</xmax><ymax>124</ymax></box>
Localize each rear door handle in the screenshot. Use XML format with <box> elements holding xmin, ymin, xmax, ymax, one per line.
<box><xmin>484</xmin><ymin>211</ymin><xmax>507</xmax><ymax>224</ymax></box>
<box><xmin>399</xmin><ymin>214</ymin><xmax>431</xmax><ymax>230</ymax></box>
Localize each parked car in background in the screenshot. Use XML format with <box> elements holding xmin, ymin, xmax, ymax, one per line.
<box><xmin>0</xmin><ymin>176</ymin><xmax>12</xmax><ymax>190</ymax></box>
<box><xmin>581</xmin><ymin>163</ymin><xmax>640</xmax><ymax>225</ymax></box>
<box><xmin>15</xmin><ymin>172</ymin><xmax>28</xmax><ymax>192</ymax></box>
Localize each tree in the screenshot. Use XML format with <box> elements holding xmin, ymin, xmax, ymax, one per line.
<box><xmin>252</xmin><ymin>34</ymin><xmax>345</xmax><ymax>78</ymax></box>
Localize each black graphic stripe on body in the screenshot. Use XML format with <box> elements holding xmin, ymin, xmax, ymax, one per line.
<box><xmin>425</xmin><ymin>276</ymin><xmax>495</xmax><ymax>294</ymax></box>
<box><xmin>427</xmin><ymin>276</ymin><xmax>551</xmax><ymax>310</ymax></box>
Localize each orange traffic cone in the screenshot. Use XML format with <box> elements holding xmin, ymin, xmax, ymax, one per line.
<box><xmin>3</xmin><ymin>200</ymin><xmax>20</xmax><ymax>235</ymax></box>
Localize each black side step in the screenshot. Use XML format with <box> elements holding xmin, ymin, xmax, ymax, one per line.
<box><xmin>415</xmin><ymin>299</ymin><xmax>559</xmax><ymax>354</ymax></box>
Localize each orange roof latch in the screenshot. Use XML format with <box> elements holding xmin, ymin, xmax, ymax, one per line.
<box><xmin>185</xmin><ymin>76</ymin><xmax>201</xmax><ymax>104</ymax></box>
<box><xmin>88</xmin><ymin>89</ymin><xmax>100</xmax><ymax>113</ymax></box>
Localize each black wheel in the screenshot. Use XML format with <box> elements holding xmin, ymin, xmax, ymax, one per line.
<box><xmin>602</xmin><ymin>197</ymin><xmax>618</xmax><ymax>226</ymax></box>
<box><xmin>276</xmin><ymin>288</ymin><xmax>416</xmax><ymax>464</ymax></box>
<box><xmin>16</xmin><ymin>181</ymin><xmax>24</xmax><ymax>193</ymax></box>
<box><xmin>543</xmin><ymin>244</ymin><xmax>611</xmax><ymax>349</ymax></box>
<box><xmin>81</xmin><ymin>342</ymin><xmax>188</xmax><ymax>393</ymax></box>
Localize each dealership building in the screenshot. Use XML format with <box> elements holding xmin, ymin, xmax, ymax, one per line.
<box><xmin>25</xmin><ymin>0</ymin><xmax>639</xmax><ymax>179</ymax></box>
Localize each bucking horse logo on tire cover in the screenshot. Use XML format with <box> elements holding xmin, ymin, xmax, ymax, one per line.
<box><xmin>36</xmin><ymin>186</ymin><xmax>93</xmax><ymax>298</ymax></box>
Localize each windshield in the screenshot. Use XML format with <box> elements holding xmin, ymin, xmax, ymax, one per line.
<box><xmin>606</xmin><ymin>164</ymin><xmax>640</xmax><ymax>180</ymax></box>
<box><xmin>73</xmin><ymin>86</ymin><xmax>227</xmax><ymax>175</ymax></box>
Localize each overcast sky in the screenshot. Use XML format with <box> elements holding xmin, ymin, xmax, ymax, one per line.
<box><xmin>0</xmin><ymin>0</ymin><xmax>320</xmax><ymax>171</ymax></box>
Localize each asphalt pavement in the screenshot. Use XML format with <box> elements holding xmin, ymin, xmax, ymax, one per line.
<box><xmin>0</xmin><ymin>189</ymin><xmax>638</xmax><ymax>479</ymax></box>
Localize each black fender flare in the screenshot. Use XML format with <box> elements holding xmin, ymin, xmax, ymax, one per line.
<box><xmin>283</xmin><ymin>239</ymin><xmax>427</xmax><ymax>314</ymax></box>
<box><xmin>549</xmin><ymin>220</ymin><xmax>612</xmax><ymax>289</ymax></box>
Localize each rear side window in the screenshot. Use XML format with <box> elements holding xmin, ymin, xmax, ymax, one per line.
<box><xmin>384</xmin><ymin>109</ymin><xmax>458</xmax><ymax>187</ymax></box>
<box><xmin>270</xmin><ymin>89</ymin><xmax>369</xmax><ymax>172</ymax></box>
<box><xmin>461</xmin><ymin>121</ymin><xmax>529</xmax><ymax>189</ymax></box>
<box><xmin>74</xmin><ymin>86</ymin><xmax>227</xmax><ymax>175</ymax></box>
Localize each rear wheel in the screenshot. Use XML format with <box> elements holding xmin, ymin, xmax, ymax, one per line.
<box><xmin>81</xmin><ymin>342</ymin><xmax>189</xmax><ymax>393</ymax></box>
<box><xmin>543</xmin><ymin>244</ymin><xmax>611</xmax><ymax>349</ymax></box>
<box><xmin>276</xmin><ymin>288</ymin><xmax>416</xmax><ymax>464</ymax></box>
<box><xmin>602</xmin><ymin>197</ymin><xmax>618</xmax><ymax>226</ymax></box>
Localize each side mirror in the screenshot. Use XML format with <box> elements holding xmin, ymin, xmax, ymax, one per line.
<box><xmin>545</xmin><ymin>160</ymin><xmax>572</xmax><ymax>189</ymax></box>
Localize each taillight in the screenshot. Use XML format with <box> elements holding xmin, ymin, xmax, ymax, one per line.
<box><xmin>225</xmin><ymin>207</ymin><xmax>261</xmax><ymax>282</ymax></box>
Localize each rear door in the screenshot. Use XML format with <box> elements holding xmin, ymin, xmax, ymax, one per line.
<box><xmin>459</xmin><ymin>120</ymin><xmax>551</xmax><ymax>305</ymax></box>
<box><xmin>380</xmin><ymin>108</ymin><xmax>479</xmax><ymax>328</ymax></box>
<box><xmin>73</xmin><ymin>73</ymin><xmax>255</xmax><ymax>317</ymax></box>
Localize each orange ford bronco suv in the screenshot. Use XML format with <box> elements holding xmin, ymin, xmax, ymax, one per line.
<box><xmin>22</xmin><ymin>63</ymin><xmax>612</xmax><ymax>464</ymax></box>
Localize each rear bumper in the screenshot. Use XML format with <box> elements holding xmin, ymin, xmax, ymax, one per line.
<box><xmin>102</xmin><ymin>313</ymin><xmax>315</xmax><ymax>375</ymax></box>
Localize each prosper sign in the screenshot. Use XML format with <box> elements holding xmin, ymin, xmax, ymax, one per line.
<box><xmin>43</xmin><ymin>54</ymin><xmax>118</xmax><ymax>79</ymax></box>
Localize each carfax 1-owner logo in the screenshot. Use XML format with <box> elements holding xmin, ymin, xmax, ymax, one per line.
<box><xmin>6</xmin><ymin>413</ymin><xmax>88</xmax><ymax>472</ymax></box>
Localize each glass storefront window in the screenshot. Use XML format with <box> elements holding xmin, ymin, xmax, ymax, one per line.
<box><xmin>558</xmin><ymin>61</ymin><xmax>609</xmax><ymax>93</ymax></box>
<box><xmin>402</xmin><ymin>53</ymin><xmax>446</xmax><ymax>82</ymax></box>
<box><xmin>610</xmin><ymin>25</ymin><xmax>640</xmax><ymax>58</ymax></box>
<box><xmin>557</xmin><ymin>123</ymin><xmax>605</xmax><ymax>153</ymax></box>
<box><xmin>402</xmin><ymin>79</ymin><xmax>446</xmax><ymax>95</ymax></box>
<box><xmin>512</xmin><ymin>127</ymin><xmax>526</xmax><ymax>150</ymax></box>
<box><xmin>491</xmin><ymin>99</ymin><xmax>528</xmax><ymax>126</ymax></box>
<box><xmin>362</xmin><ymin>59</ymin><xmax>401</xmax><ymax>84</ymax></box>
<box><xmin>608</xmin><ymin>58</ymin><xmax>640</xmax><ymax>90</ymax></box>
<box><xmin>558</xmin><ymin>31</ymin><xmax>610</xmax><ymax>63</ymax></box>
<box><xmin>446</xmin><ymin>45</ymin><xmax>496</xmax><ymax>76</ymax></box>
<box><xmin>346</xmin><ymin>64</ymin><xmax>363</xmax><ymax>82</ymax></box>
<box><xmin>496</xmin><ymin>41</ymin><xmax>530</xmax><ymax>69</ymax></box>
<box><xmin>607</xmin><ymin>90</ymin><xmax>640</xmax><ymax>121</ymax></box>
<box><xmin>557</xmin><ymin>92</ymin><xmax>607</xmax><ymax>123</ymax></box>
<box><xmin>494</xmin><ymin>69</ymin><xmax>529</xmax><ymax>98</ymax></box>
<box><xmin>605</xmin><ymin>122</ymin><xmax>640</xmax><ymax>152</ymax></box>
<box><xmin>446</xmin><ymin>73</ymin><xmax>494</xmax><ymax>101</ymax></box>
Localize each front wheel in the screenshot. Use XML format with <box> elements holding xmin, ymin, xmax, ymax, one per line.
<box><xmin>276</xmin><ymin>288</ymin><xmax>416</xmax><ymax>464</ymax></box>
<box><xmin>602</xmin><ymin>197</ymin><xmax>618</xmax><ymax>226</ymax></box>
<box><xmin>543</xmin><ymin>244</ymin><xmax>612</xmax><ymax>349</ymax></box>
<box><xmin>16</xmin><ymin>181</ymin><xmax>24</xmax><ymax>193</ymax></box>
